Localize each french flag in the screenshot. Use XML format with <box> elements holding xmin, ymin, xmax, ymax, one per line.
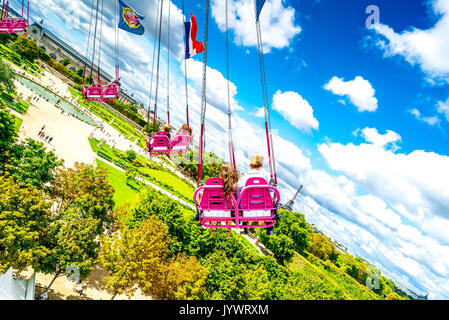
<box><xmin>185</xmin><ymin>14</ymin><xmax>205</xmax><ymax>59</ymax></box>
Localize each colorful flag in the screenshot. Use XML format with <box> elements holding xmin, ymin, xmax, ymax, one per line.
<box><xmin>256</xmin><ymin>0</ymin><xmax>266</xmax><ymax>20</ymax></box>
<box><xmin>184</xmin><ymin>14</ymin><xmax>205</xmax><ymax>59</ymax></box>
<box><xmin>118</xmin><ymin>0</ymin><xmax>145</xmax><ymax>35</ymax></box>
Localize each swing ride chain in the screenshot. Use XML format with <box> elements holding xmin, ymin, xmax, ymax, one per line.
<box><xmin>89</xmin><ymin>0</ymin><xmax>101</xmax><ymax>84</ymax></box>
<box><xmin>147</xmin><ymin>0</ymin><xmax>161</xmax><ymax>134</ymax></box>
<box><xmin>153</xmin><ymin>0</ymin><xmax>165</xmax><ymax>133</ymax></box>
<box><xmin>226</xmin><ymin>0</ymin><xmax>236</xmax><ymax>170</ymax></box>
<box><xmin>198</xmin><ymin>0</ymin><xmax>210</xmax><ymax>186</ymax></box>
<box><xmin>253</xmin><ymin>0</ymin><xmax>277</xmax><ymax>186</ymax></box>
<box><xmin>97</xmin><ymin>0</ymin><xmax>104</xmax><ymax>84</ymax></box>
<box><xmin>225</xmin><ymin>0</ymin><xmax>233</xmax><ymax>136</ymax></box>
<box><xmin>182</xmin><ymin>0</ymin><xmax>189</xmax><ymax>125</ymax></box>
<box><xmin>83</xmin><ymin>0</ymin><xmax>96</xmax><ymax>83</ymax></box>
<box><xmin>167</xmin><ymin>0</ymin><xmax>171</xmax><ymax>124</ymax></box>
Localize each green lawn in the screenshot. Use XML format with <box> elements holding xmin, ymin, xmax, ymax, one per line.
<box><xmin>13</xmin><ymin>115</ymin><xmax>22</xmax><ymax>132</ymax></box>
<box><xmin>140</xmin><ymin>166</ymin><xmax>195</xmax><ymax>200</ymax></box>
<box><xmin>96</xmin><ymin>159</ymin><xmax>141</xmax><ymax>209</ymax></box>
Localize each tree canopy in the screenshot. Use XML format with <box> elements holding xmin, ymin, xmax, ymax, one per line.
<box><xmin>0</xmin><ymin>59</ymin><xmax>16</xmax><ymax>93</ymax></box>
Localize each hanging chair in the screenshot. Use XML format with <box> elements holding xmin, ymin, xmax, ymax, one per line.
<box><xmin>0</xmin><ymin>0</ymin><xmax>29</xmax><ymax>34</ymax></box>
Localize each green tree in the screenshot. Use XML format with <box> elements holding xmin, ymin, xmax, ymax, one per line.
<box><xmin>125</xmin><ymin>149</ymin><xmax>137</xmax><ymax>162</ymax></box>
<box><xmin>0</xmin><ymin>59</ymin><xmax>16</xmax><ymax>93</ymax></box>
<box><xmin>43</xmin><ymin>209</ymin><xmax>101</xmax><ymax>292</ymax></box>
<box><xmin>0</xmin><ymin>33</ymin><xmax>18</xmax><ymax>45</ymax></box>
<box><xmin>99</xmin><ymin>217</ymin><xmax>171</xmax><ymax>299</ymax></box>
<box><xmin>50</xmin><ymin>163</ymin><xmax>115</xmax><ymax>227</ymax></box>
<box><xmin>76</xmin><ymin>68</ymin><xmax>84</xmax><ymax>77</ymax></box>
<box><xmin>11</xmin><ymin>37</ymin><xmax>42</xmax><ymax>63</ymax></box>
<box><xmin>0</xmin><ymin>106</ymin><xmax>16</xmax><ymax>168</ymax></box>
<box><xmin>60</xmin><ymin>58</ymin><xmax>70</xmax><ymax>66</ymax></box>
<box><xmin>7</xmin><ymin>138</ymin><xmax>62</xmax><ymax>189</ymax></box>
<box><xmin>0</xmin><ymin>176</ymin><xmax>52</xmax><ymax>273</ymax></box>
<box><xmin>309</xmin><ymin>232</ymin><xmax>339</xmax><ymax>263</ymax></box>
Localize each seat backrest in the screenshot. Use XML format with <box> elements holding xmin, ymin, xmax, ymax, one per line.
<box><xmin>150</xmin><ymin>131</ymin><xmax>170</xmax><ymax>149</ymax></box>
<box><xmin>198</xmin><ymin>178</ymin><xmax>233</xmax><ymax>210</ymax></box>
<box><xmin>103</xmin><ymin>84</ymin><xmax>120</xmax><ymax>96</ymax></box>
<box><xmin>86</xmin><ymin>84</ymin><xmax>103</xmax><ymax>97</ymax></box>
<box><xmin>170</xmin><ymin>131</ymin><xmax>191</xmax><ymax>148</ymax></box>
<box><xmin>239</xmin><ymin>177</ymin><xmax>274</xmax><ymax>210</ymax></box>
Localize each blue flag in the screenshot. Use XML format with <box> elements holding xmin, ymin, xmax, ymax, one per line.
<box><xmin>118</xmin><ymin>0</ymin><xmax>145</xmax><ymax>35</ymax></box>
<box><xmin>256</xmin><ymin>0</ymin><xmax>266</xmax><ymax>20</ymax></box>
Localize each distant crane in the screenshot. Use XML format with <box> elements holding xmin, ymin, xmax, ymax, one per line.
<box><xmin>281</xmin><ymin>184</ymin><xmax>303</xmax><ymax>211</ymax></box>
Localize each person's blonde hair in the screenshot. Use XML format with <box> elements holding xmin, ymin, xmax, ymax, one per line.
<box><xmin>219</xmin><ymin>162</ymin><xmax>237</xmax><ymax>198</ymax></box>
<box><xmin>163</xmin><ymin>124</ymin><xmax>172</xmax><ymax>133</ymax></box>
<box><xmin>250</xmin><ymin>155</ymin><xmax>264</xmax><ymax>169</ymax></box>
<box><xmin>181</xmin><ymin>124</ymin><xmax>192</xmax><ymax>136</ymax></box>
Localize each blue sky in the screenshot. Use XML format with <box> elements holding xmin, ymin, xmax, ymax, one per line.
<box><xmin>11</xmin><ymin>0</ymin><xmax>449</xmax><ymax>298</ymax></box>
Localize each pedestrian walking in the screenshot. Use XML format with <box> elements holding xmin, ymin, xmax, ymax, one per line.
<box><xmin>79</xmin><ymin>283</ymin><xmax>88</xmax><ymax>297</ymax></box>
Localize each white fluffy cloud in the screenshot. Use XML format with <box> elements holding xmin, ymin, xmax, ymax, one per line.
<box><xmin>324</xmin><ymin>76</ymin><xmax>378</xmax><ymax>112</ymax></box>
<box><xmin>272</xmin><ymin>90</ymin><xmax>319</xmax><ymax>132</ymax></box>
<box><xmin>318</xmin><ymin>133</ymin><xmax>449</xmax><ymax>235</ymax></box>
<box><xmin>409</xmin><ymin>108</ymin><xmax>440</xmax><ymax>126</ymax></box>
<box><xmin>358</xmin><ymin>127</ymin><xmax>401</xmax><ymax>150</ymax></box>
<box><xmin>371</xmin><ymin>0</ymin><xmax>449</xmax><ymax>81</ymax></box>
<box><xmin>211</xmin><ymin>0</ymin><xmax>301</xmax><ymax>52</ymax></box>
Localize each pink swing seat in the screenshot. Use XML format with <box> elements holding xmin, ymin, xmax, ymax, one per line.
<box><xmin>170</xmin><ymin>131</ymin><xmax>191</xmax><ymax>155</ymax></box>
<box><xmin>193</xmin><ymin>178</ymin><xmax>237</xmax><ymax>228</ymax></box>
<box><xmin>0</xmin><ymin>18</ymin><xmax>29</xmax><ymax>34</ymax></box>
<box><xmin>82</xmin><ymin>84</ymin><xmax>120</xmax><ymax>102</ymax></box>
<box><xmin>235</xmin><ymin>177</ymin><xmax>280</xmax><ymax>229</ymax></box>
<box><xmin>149</xmin><ymin>131</ymin><xmax>171</xmax><ymax>156</ymax></box>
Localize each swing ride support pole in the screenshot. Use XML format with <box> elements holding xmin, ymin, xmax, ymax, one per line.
<box><xmin>27</xmin><ymin>1</ymin><xmax>29</xmax><ymax>22</ymax></box>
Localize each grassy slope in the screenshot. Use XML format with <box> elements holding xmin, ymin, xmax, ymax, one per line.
<box><xmin>13</xmin><ymin>115</ymin><xmax>23</xmax><ymax>132</ymax></box>
<box><xmin>286</xmin><ymin>252</ymin><xmax>379</xmax><ymax>300</ymax></box>
<box><xmin>96</xmin><ymin>159</ymin><xmax>141</xmax><ymax>209</ymax></box>
<box><xmin>89</xmin><ymin>138</ymin><xmax>195</xmax><ymax>203</ymax></box>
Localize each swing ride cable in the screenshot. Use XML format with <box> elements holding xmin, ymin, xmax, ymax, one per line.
<box><xmin>256</xmin><ymin>18</ymin><xmax>277</xmax><ymax>185</ymax></box>
<box><xmin>146</xmin><ymin>0</ymin><xmax>162</xmax><ymax>134</ymax></box>
<box><xmin>166</xmin><ymin>0</ymin><xmax>171</xmax><ymax>125</ymax></box>
<box><xmin>225</xmin><ymin>0</ymin><xmax>236</xmax><ymax>171</ymax></box>
<box><xmin>182</xmin><ymin>0</ymin><xmax>189</xmax><ymax>128</ymax></box>
<box><xmin>253</xmin><ymin>0</ymin><xmax>277</xmax><ymax>185</ymax></box>
<box><xmin>152</xmin><ymin>0</ymin><xmax>165</xmax><ymax>134</ymax></box>
<box><xmin>198</xmin><ymin>0</ymin><xmax>210</xmax><ymax>184</ymax></box>
<box><xmin>96</xmin><ymin>0</ymin><xmax>104</xmax><ymax>85</ymax></box>
<box><xmin>1</xmin><ymin>0</ymin><xmax>5</xmax><ymax>20</ymax></box>
<box><xmin>89</xmin><ymin>0</ymin><xmax>101</xmax><ymax>84</ymax></box>
<box><xmin>83</xmin><ymin>0</ymin><xmax>96</xmax><ymax>84</ymax></box>
<box><xmin>114</xmin><ymin>0</ymin><xmax>119</xmax><ymax>85</ymax></box>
